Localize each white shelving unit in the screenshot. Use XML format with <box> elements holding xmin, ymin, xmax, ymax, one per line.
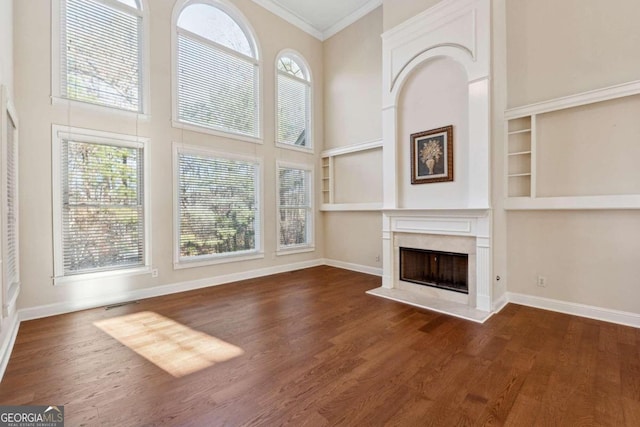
<box><xmin>504</xmin><ymin>80</ymin><xmax>640</xmax><ymax>210</ymax></box>
<box><xmin>320</xmin><ymin>140</ymin><xmax>383</xmax><ymax>211</ymax></box>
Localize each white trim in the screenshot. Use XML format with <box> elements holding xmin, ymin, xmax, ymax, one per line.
<box><xmin>0</xmin><ymin>310</ymin><xmax>19</xmax><ymax>382</ymax></box>
<box><xmin>505</xmin><ymin>79</ymin><xmax>640</xmax><ymax>120</ymax></box>
<box><xmin>19</xmin><ymin>259</ymin><xmax>325</xmax><ymax>322</ymax></box>
<box><xmin>51</xmin><ymin>125</ymin><xmax>151</xmax><ymax>282</ymax></box>
<box><xmin>250</xmin><ymin>0</ymin><xmax>323</xmax><ymax>40</ymax></box>
<box><xmin>174</xmin><ymin>253</ymin><xmax>265</xmax><ymax>270</ymax></box>
<box><xmin>507</xmin><ymin>292</ymin><xmax>640</xmax><ymax>329</ymax></box>
<box><xmin>50</xmin><ymin>97</ymin><xmax>151</xmax><ymax>121</ymax></box>
<box><xmin>51</xmin><ymin>0</ymin><xmax>151</xmax><ymax>114</ymax></box>
<box><xmin>276</xmin><ymin>161</ymin><xmax>314</xmax><ymax>252</ymax></box>
<box><xmin>321</xmin><ymin>139</ymin><xmax>383</xmax><ymax>158</ymax></box>
<box><xmin>275</xmin><ymin>49</ymin><xmax>313</xmax><ymax>152</ymax></box>
<box><xmin>324</xmin><ymin>258</ymin><xmax>382</xmax><ymax>277</ymax></box>
<box><xmin>322</xmin><ymin>0</ymin><xmax>382</xmax><ymax>40</ymax></box>
<box><xmin>320</xmin><ymin>202</ymin><xmax>382</xmax><ymax>212</ymax></box>
<box><xmin>504</xmin><ymin>194</ymin><xmax>640</xmax><ymax>211</ymax></box>
<box><xmin>171</xmin><ymin>0</ymin><xmax>263</xmax><ymax>141</ymax></box>
<box><xmin>276</xmin><ymin>246</ymin><xmax>315</xmax><ymax>257</ymax></box>
<box><xmin>251</xmin><ymin>0</ymin><xmax>381</xmax><ymax>41</ymax></box>
<box><xmin>173</xmin><ymin>143</ymin><xmax>264</xmax><ymax>269</ymax></box>
<box><xmin>492</xmin><ymin>292</ymin><xmax>509</xmax><ymax>312</ymax></box>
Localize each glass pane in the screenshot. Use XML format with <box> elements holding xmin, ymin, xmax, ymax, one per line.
<box><xmin>277</xmin><ymin>56</ymin><xmax>305</xmax><ymax>80</ymax></box>
<box><xmin>178</xmin><ymin>4</ymin><xmax>253</xmax><ymax>57</ymax></box>
<box><xmin>179</xmin><ymin>153</ymin><xmax>258</xmax><ymax>259</ymax></box>
<box><xmin>279</xmin><ymin>208</ymin><xmax>307</xmax><ymax>246</ymax></box>
<box><xmin>277</xmin><ymin>74</ymin><xmax>308</xmax><ymax>146</ymax></box>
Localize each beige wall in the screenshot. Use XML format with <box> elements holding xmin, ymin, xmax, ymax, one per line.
<box><xmin>505</xmin><ymin>0</ymin><xmax>640</xmax><ymax>314</ymax></box>
<box><xmin>14</xmin><ymin>0</ymin><xmax>324</xmax><ymax>309</ymax></box>
<box><xmin>322</xmin><ymin>7</ymin><xmax>383</xmax><ymax>270</ymax></box>
<box><xmin>382</xmin><ymin>0</ymin><xmax>442</xmax><ymax>31</ymax></box>
<box><xmin>0</xmin><ymin>0</ymin><xmax>12</xmax><ymax>94</ymax></box>
<box><xmin>506</xmin><ymin>0</ymin><xmax>640</xmax><ymax>108</ymax></box>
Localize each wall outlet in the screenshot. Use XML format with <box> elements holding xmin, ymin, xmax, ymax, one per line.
<box><xmin>375</xmin><ymin>255</ymin><xmax>380</xmax><ymax>263</ymax></box>
<box><xmin>537</xmin><ymin>275</ymin><xmax>547</xmax><ymax>287</ymax></box>
<box><xmin>152</xmin><ymin>268</ymin><xmax>159</xmax><ymax>278</ymax></box>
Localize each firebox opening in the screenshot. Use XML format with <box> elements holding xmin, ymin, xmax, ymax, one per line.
<box><xmin>399</xmin><ymin>247</ymin><xmax>468</xmax><ymax>294</ymax></box>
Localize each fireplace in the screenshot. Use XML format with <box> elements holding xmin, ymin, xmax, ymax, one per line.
<box><xmin>399</xmin><ymin>247</ymin><xmax>469</xmax><ymax>294</ymax></box>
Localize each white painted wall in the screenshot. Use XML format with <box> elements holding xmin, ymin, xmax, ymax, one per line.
<box><xmin>396</xmin><ymin>57</ymin><xmax>469</xmax><ymax>209</ymax></box>
<box><xmin>14</xmin><ymin>0</ymin><xmax>324</xmax><ymax>310</ymax></box>
<box><xmin>322</xmin><ymin>7</ymin><xmax>383</xmax><ymax>271</ymax></box>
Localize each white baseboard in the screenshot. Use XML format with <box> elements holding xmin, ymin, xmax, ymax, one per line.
<box><xmin>507</xmin><ymin>292</ymin><xmax>640</xmax><ymax>329</ymax></box>
<box><xmin>19</xmin><ymin>259</ymin><xmax>325</xmax><ymax>322</ymax></box>
<box><xmin>323</xmin><ymin>259</ymin><xmax>383</xmax><ymax>277</ymax></box>
<box><xmin>0</xmin><ymin>311</ymin><xmax>20</xmax><ymax>381</ymax></box>
<box><xmin>492</xmin><ymin>292</ymin><xmax>509</xmax><ymax>313</ymax></box>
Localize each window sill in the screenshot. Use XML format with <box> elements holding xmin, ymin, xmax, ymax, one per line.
<box><xmin>172</xmin><ymin>120</ymin><xmax>263</xmax><ymax>145</ymax></box>
<box><xmin>53</xmin><ymin>266</ymin><xmax>152</xmax><ymax>286</ymax></box>
<box><xmin>51</xmin><ymin>97</ymin><xmax>150</xmax><ymax>121</ymax></box>
<box><xmin>174</xmin><ymin>252</ymin><xmax>265</xmax><ymax>270</ymax></box>
<box><xmin>276</xmin><ymin>246</ymin><xmax>315</xmax><ymax>256</ymax></box>
<box><xmin>275</xmin><ymin>142</ymin><xmax>314</xmax><ymax>154</ymax></box>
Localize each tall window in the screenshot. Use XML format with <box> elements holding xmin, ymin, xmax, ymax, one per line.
<box><xmin>276</xmin><ymin>53</ymin><xmax>311</xmax><ymax>149</ymax></box>
<box><xmin>176</xmin><ymin>146</ymin><xmax>261</xmax><ymax>266</ymax></box>
<box><xmin>175</xmin><ymin>2</ymin><xmax>260</xmax><ymax>139</ymax></box>
<box><xmin>53</xmin><ymin>127</ymin><xmax>148</xmax><ymax>279</ymax></box>
<box><xmin>58</xmin><ymin>0</ymin><xmax>145</xmax><ymax>112</ymax></box>
<box><xmin>277</xmin><ymin>164</ymin><xmax>313</xmax><ymax>251</ymax></box>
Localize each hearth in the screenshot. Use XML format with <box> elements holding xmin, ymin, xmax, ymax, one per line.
<box><xmin>399</xmin><ymin>247</ymin><xmax>468</xmax><ymax>294</ymax></box>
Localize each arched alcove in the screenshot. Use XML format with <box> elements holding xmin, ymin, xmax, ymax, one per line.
<box><xmin>397</xmin><ymin>56</ymin><xmax>469</xmax><ymax>208</ymax></box>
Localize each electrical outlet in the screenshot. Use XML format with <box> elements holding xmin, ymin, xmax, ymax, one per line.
<box><xmin>152</xmin><ymin>269</ymin><xmax>159</xmax><ymax>278</ymax></box>
<box><xmin>537</xmin><ymin>275</ymin><xmax>546</xmax><ymax>287</ymax></box>
<box><xmin>375</xmin><ymin>255</ymin><xmax>380</xmax><ymax>263</ymax></box>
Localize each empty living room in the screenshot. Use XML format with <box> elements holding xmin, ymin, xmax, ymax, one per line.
<box><xmin>0</xmin><ymin>0</ymin><xmax>639</xmax><ymax>425</ymax></box>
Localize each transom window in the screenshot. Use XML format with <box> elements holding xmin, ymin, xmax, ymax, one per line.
<box><xmin>277</xmin><ymin>164</ymin><xmax>313</xmax><ymax>250</ymax></box>
<box><xmin>58</xmin><ymin>0</ymin><xmax>144</xmax><ymax>112</ymax></box>
<box><xmin>175</xmin><ymin>146</ymin><xmax>261</xmax><ymax>266</ymax></box>
<box><xmin>175</xmin><ymin>2</ymin><xmax>260</xmax><ymax>139</ymax></box>
<box><xmin>276</xmin><ymin>53</ymin><xmax>311</xmax><ymax>149</ymax></box>
<box><xmin>52</xmin><ymin>126</ymin><xmax>149</xmax><ymax>280</ymax></box>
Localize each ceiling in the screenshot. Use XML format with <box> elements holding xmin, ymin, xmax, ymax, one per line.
<box><xmin>252</xmin><ymin>0</ymin><xmax>382</xmax><ymax>40</ymax></box>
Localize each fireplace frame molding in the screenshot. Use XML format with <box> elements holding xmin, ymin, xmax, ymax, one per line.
<box><xmin>381</xmin><ymin>209</ymin><xmax>492</xmax><ymax>313</ymax></box>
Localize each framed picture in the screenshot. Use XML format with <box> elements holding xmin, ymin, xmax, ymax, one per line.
<box><xmin>410</xmin><ymin>125</ymin><xmax>454</xmax><ymax>184</ymax></box>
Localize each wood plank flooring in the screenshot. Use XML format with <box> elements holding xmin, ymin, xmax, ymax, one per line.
<box><xmin>1</xmin><ymin>266</ymin><xmax>639</xmax><ymax>426</ymax></box>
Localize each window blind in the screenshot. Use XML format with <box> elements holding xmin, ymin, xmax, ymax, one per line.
<box><xmin>178</xmin><ymin>152</ymin><xmax>259</xmax><ymax>260</ymax></box>
<box><xmin>61</xmin><ymin>139</ymin><xmax>145</xmax><ymax>275</ymax></box>
<box><xmin>177</xmin><ymin>32</ymin><xmax>259</xmax><ymax>137</ymax></box>
<box><xmin>277</xmin><ymin>73</ymin><xmax>309</xmax><ymax>147</ymax></box>
<box><xmin>278</xmin><ymin>167</ymin><xmax>310</xmax><ymax>247</ymax></box>
<box><xmin>62</xmin><ymin>0</ymin><xmax>142</xmax><ymax>111</ymax></box>
<box><xmin>5</xmin><ymin>114</ymin><xmax>18</xmax><ymax>289</ymax></box>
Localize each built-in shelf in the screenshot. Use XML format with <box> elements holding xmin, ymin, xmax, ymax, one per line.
<box><xmin>504</xmin><ymin>80</ymin><xmax>640</xmax><ymax>210</ymax></box>
<box><xmin>320</xmin><ymin>140</ymin><xmax>382</xmax><ymax>212</ymax></box>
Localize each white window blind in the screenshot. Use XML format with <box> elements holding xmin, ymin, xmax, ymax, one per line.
<box><xmin>278</xmin><ymin>166</ymin><xmax>311</xmax><ymax>248</ymax></box>
<box><xmin>60</xmin><ymin>138</ymin><xmax>145</xmax><ymax>275</ymax></box>
<box><xmin>178</xmin><ymin>151</ymin><xmax>260</xmax><ymax>261</ymax></box>
<box><xmin>61</xmin><ymin>0</ymin><xmax>143</xmax><ymax>111</ymax></box>
<box><xmin>4</xmin><ymin>113</ymin><xmax>18</xmax><ymax>291</ymax></box>
<box><xmin>176</xmin><ymin>4</ymin><xmax>259</xmax><ymax>138</ymax></box>
<box><xmin>277</xmin><ymin>55</ymin><xmax>310</xmax><ymax>148</ymax></box>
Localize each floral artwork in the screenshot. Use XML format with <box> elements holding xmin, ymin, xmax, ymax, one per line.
<box><xmin>410</xmin><ymin>125</ymin><xmax>454</xmax><ymax>184</ymax></box>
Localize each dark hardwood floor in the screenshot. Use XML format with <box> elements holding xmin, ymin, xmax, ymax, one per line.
<box><xmin>1</xmin><ymin>266</ymin><xmax>639</xmax><ymax>426</ymax></box>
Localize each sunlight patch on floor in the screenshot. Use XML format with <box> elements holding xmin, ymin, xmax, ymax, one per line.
<box><xmin>94</xmin><ymin>311</ymin><xmax>243</xmax><ymax>377</ymax></box>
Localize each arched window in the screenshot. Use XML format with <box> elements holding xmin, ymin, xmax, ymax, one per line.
<box><xmin>276</xmin><ymin>52</ymin><xmax>311</xmax><ymax>149</ymax></box>
<box><xmin>175</xmin><ymin>1</ymin><xmax>260</xmax><ymax>139</ymax></box>
<box><xmin>57</xmin><ymin>0</ymin><xmax>146</xmax><ymax>112</ymax></box>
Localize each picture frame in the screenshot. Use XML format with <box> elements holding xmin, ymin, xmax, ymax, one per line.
<box><xmin>410</xmin><ymin>125</ymin><xmax>454</xmax><ymax>184</ymax></box>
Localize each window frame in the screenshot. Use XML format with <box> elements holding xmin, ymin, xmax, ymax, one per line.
<box><xmin>276</xmin><ymin>161</ymin><xmax>314</xmax><ymax>255</ymax></box>
<box><xmin>275</xmin><ymin>50</ymin><xmax>313</xmax><ymax>153</ymax></box>
<box><xmin>51</xmin><ymin>125</ymin><xmax>152</xmax><ymax>285</ymax></box>
<box><xmin>172</xmin><ymin>142</ymin><xmax>264</xmax><ymax>269</ymax></box>
<box><xmin>51</xmin><ymin>0</ymin><xmax>151</xmax><ymax>116</ymax></box>
<box><xmin>1</xmin><ymin>86</ymin><xmax>20</xmax><ymax>317</ymax></box>
<box><xmin>171</xmin><ymin>0</ymin><xmax>263</xmax><ymax>144</ymax></box>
